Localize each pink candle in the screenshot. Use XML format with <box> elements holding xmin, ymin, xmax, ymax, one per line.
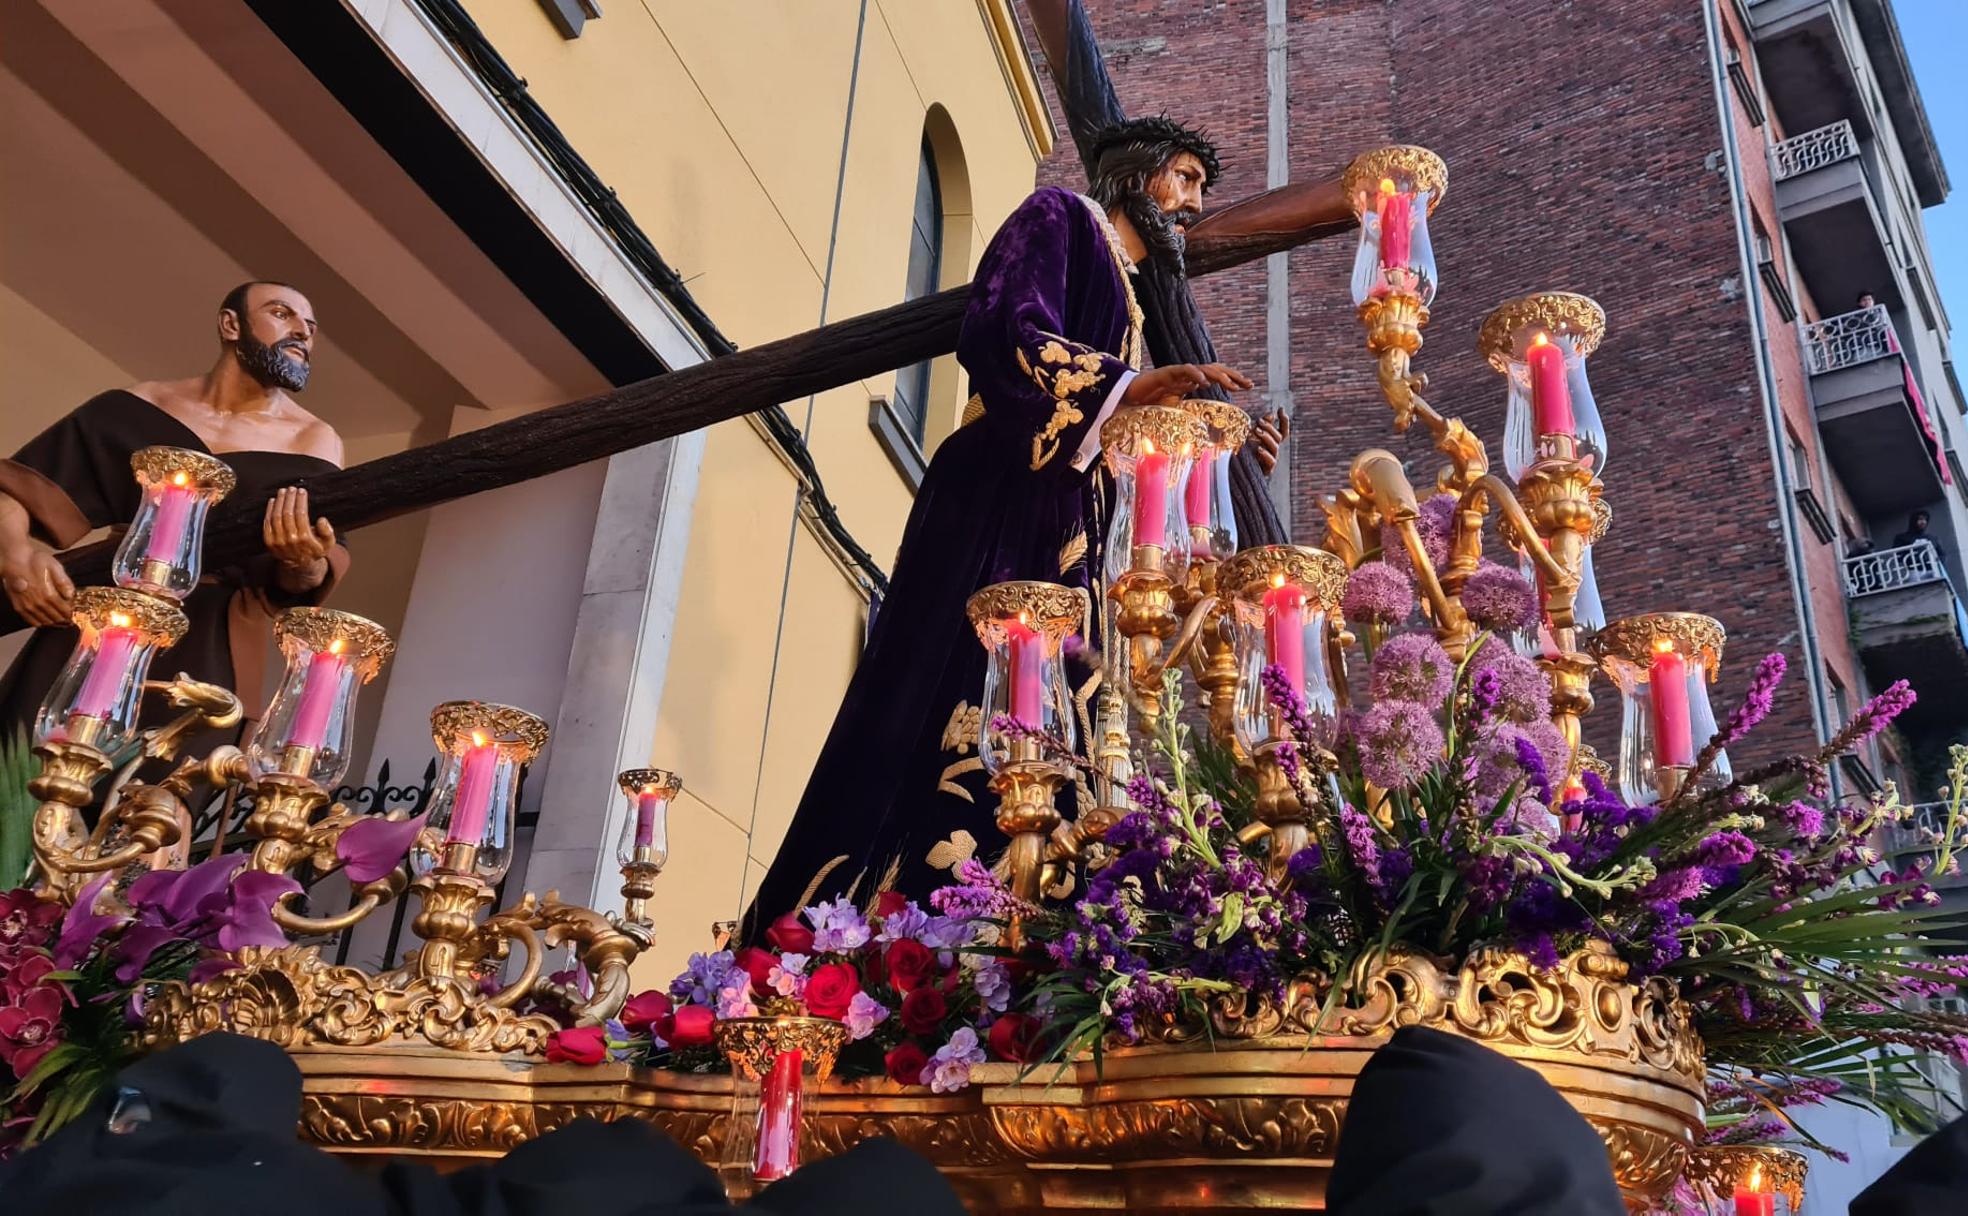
<box><xmin>1377</xmin><ymin>180</ymin><xmax>1413</xmax><ymax>270</ymax></box>
<box><xmin>445</xmin><ymin>734</ymin><xmax>500</xmax><ymax>846</ymax></box>
<box><xmin>1648</xmin><ymin>646</ymin><xmax>1695</xmax><ymax>769</ymax></box>
<box><xmin>71</xmin><ymin>618</ymin><xmax>137</xmax><ymax>720</ymax></box>
<box><xmin>287</xmin><ymin>640</ymin><xmax>346</xmax><ymax>752</ymax></box>
<box><xmin>1006</xmin><ymin>616</ymin><xmax>1045</xmax><ymax>728</ymax></box>
<box><xmin>144</xmin><ymin>476</ymin><xmax>196</xmax><ymax>565</ymax></box>
<box><xmin>1527</xmin><ymin>333</ymin><xmax>1576</xmax><ymax>437</ymax></box>
<box><xmin>1133</xmin><ymin>444</ymin><xmax>1169</xmax><ymax>551</ymax></box>
<box><xmin>1184</xmin><ymin>450</ymin><xmax>1214</xmax><ymax>530</ymax></box>
<box><xmin>634</xmin><ymin>791</ymin><xmax>665</xmax><ymax>848</ymax></box>
<box><xmin>754</xmin><ymin>1047</ymin><xmax>805</xmax><ymax>1181</ymax></box>
<box><xmin>1263</xmin><ymin>577</ymin><xmax>1308</xmax><ymax>693</ymax></box>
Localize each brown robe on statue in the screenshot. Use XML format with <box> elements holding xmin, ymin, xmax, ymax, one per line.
<box><xmin>0</xmin><ymin>390</ymin><xmax>349</xmax><ymax>763</ymax></box>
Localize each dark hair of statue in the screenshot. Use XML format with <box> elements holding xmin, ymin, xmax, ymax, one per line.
<box><xmin>218</xmin><ymin>280</ymin><xmax>304</xmax><ymax>332</ymax></box>
<box><xmin>1088</xmin><ymin>117</ymin><xmax>1222</xmax><ymax>278</ymax></box>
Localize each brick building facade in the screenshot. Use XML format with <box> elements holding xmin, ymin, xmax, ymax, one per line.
<box><xmin>1028</xmin><ymin>0</ymin><xmax>1966</xmax><ymax>802</ymax></box>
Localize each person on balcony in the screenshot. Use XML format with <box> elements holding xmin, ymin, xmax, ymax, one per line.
<box><xmin>0</xmin><ymin>281</ymin><xmax>349</xmax><ymax>763</ymax></box>
<box><xmin>1892</xmin><ymin>510</ymin><xmax>1945</xmax><ymax>562</ymax></box>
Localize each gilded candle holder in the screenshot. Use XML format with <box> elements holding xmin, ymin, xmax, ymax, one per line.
<box><xmin>412</xmin><ymin>701</ymin><xmax>551</xmax><ymax>883</ymax></box>
<box><xmin>1589</xmin><ymin>614</ymin><xmax>1728</xmax><ymax>806</ymax></box>
<box><xmin>616</xmin><ymin>767</ymin><xmax>682</xmax><ymax>928</ymax></box>
<box><xmin>32</xmin><ymin>585</ymin><xmax>189</xmax><ymax>758</ymax></box>
<box><xmin>1479</xmin><ymin>290</ymin><xmax>1610</xmax><ymax>482</ymax></box>
<box><xmin>248</xmin><ymin>608</ymin><xmax>396</xmax><ymax>787</ymax></box>
<box><xmin>1101</xmin><ymin>405</ymin><xmax>1206</xmax><ymax>722</ymax></box>
<box><xmin>111</xmin><ymin>446</ymin><xmax>237</xmax><ymax>600</ymax></box>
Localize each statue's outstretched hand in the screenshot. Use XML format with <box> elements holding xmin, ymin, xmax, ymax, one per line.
<box><xmin>1122</xmin><ymin>363</ymin><xmax>1252</xmax><ymax>407</ymax></box>
<box><xmin>1253</xmin><ymin>409</ymin><xmax>1290</xmax><ymax>476</ymax></box>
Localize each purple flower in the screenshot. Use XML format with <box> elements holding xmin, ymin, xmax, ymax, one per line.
<box><xmin>716</xmin><ymin>982</ymin><xmax>758</xmax><ymax>1018</ymax></box>
<box><xmin>929</xmin><ymin>859</ymin><xmax>1020</xmax><ymax>922</ymax></box>
<box><xmin>1355</xmin><ymin>699</ymin><xmax>1445</xmax><ymax>789</ymax></box>
<box><xmin>1461</xmin><ymin>562</ymin><xmax>1538</xmax><ymax>632</ymax></box>
<box><xmin>1716</xmin><ymin>653</ymin><xmax>1786</xmax><ymax>749</ymax></box>
<box><xmin>767</xmin><ymin>953</ymin><xmax>809</xmax><ymax>998</ymax></box>
<box><xmin>924</xmin><ymin>1026</ymin><xmax>986</xmax><ymax>1092</ymax></box>
<box><xmin>1261</xmin><ymin>665</ymin><xmax>1327</xmax><ymax>745</ymax></box>
<box><xmin>1692</xmin><ymin>831</ymin><xmax>1756</xmax><ymax>869</ymax></box>
<box><xmin>974</xmin><ymin>960</ymin><xmax>1012</xmax><ymax>1013</ymax></box>
<box><xmin>1464</xmin><ymin>666</ymin><xmax>1502</xmax><ymax>725</ymax></box>
<box><xmin>805</xmin><ymin>897</ymin><xmax>872</xmax><ymax>954</ymax></box>
<box><xmin>1512</xmin><ymin>730</ymin><xmax>1554</xmax><ymax>805</ymax></box>
<box><xmin>670</xmin><ymin>949</ymin><xmax>741</xmax><ymax>1005</ymax></box>
<box><xmin>1338</xmin><ymin>804</ymin><xmax>1386</xmax><ymax>895</ymax></box>
<box><xmin>1470</xmin><ymin>641</ymin><xmax>1550</xmax><ymax>723</ymax></box>
<box><xmin>1341</xmin><ymin>562</ymin><xmax>1414</xmax><ymax>624</ymax></box>
<box><xmin>875</xmin><ymin>902</ymin><xmax>932</xmax><ymax>943</ymax></box>
<box><xmin>335</xmin><ymin>812</ymin><xmax>429</xmax><ymax>885</ymax></box>
<box><xmin>1836</xmin><ymin>679</ymin><xmax>1916</xmax><ymax>747</ymax></box>
<box><xmin>54</xmin><ymin>873</ymin><xmax>125</xmax><ymax>968</ymax></box>
<box><xmin>1285</xmin><ymin>846</ymin><xmax>1324</xmax><ymax>885</ymax></box>
<box><xmin>1777</xmin><ymin>801</ymin><xmax>1825</xmax><ymax>839</ymax></box>
<box><xmin>1466</xmin><ymin>724</ymin><xmax>1535</xmax><ymax>801</ymax></box>
<box><xmin>844</xmin><ymin>991</ymin><xmax>888</xmax><ymax>1041</ymax></box>
<box><xmin>212</xmin><ymin>870</ymin><xmax>304</xmax><ymax>952</ymax></box>
<box><xmin>1381</xmin><ymin>493</ymin><xmax>1456</xmax><ymax>578</ymax></box>
<box><xmin>128</xmin><ymin>854</ymin><xmax>247</xmax><ymax>926</ymax></box>
<box><xmin>1370</xmin><ymin>633</ymin><xmax>1456</xmax><ymax>704</ymax></box>
<box><xmin>1462</xmin><ymin>855</ymin><xmax>1514</xmax><ymax>911</ymax></box>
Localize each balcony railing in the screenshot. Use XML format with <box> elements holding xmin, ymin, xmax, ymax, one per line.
<box><xmin>1881</xmin><ymin>801</ymin><xmax>1957</xmax><ymax>859</ymax></box>
<box><xmin>1845</xmin><ymin>540</ymin><xmax>1946</xmax><ymax>597</ymax></box>
<box><xmin>1773</xmin><ymin>118</ymin><xmax>1860</xmax><ymax>181</ymax></box>
<box><xmin>1802</xmin><ymin>303</ymin><xmax>1897</xmax><ymax>374</ymax></box>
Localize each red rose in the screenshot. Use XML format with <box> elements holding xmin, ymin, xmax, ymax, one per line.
<box><xmin>872</xmin><ymin>891</ymin><xmax>909</xmax><ymax>922</ymax></box>
<box><xmin>988</xmin><ymin>1013</ymin><xmax>1042</xmax><ymax>1063</ymax></box>
<box><xmin>620</xmin><ymin>990</ymin><xmax>673</xmax><ymax>1034</ymax></box>
<box><xmin>884</xmin><ymin>939</ymin><xmax>935</xmax><ymax>993</ymax></box>
<box><xmin>803</xmin><ymin>961</ymin><xmax>861</xmax><ymax>1020</ymax></box>
<box><xmin>884</xmin><ymin>1040</ymin><xmax>929</xmax><ymax>1086</ymax></box>
<box><xmin>899</xmin><ymin>986</ymin><xmax>948</xmax><ymax>1036</ymax></box>
<box><xmin>735</xmin><ymin>946</ymin><xmax>779</xmax><ymax>995</ymax></box>
<box><xmin>545</xmin><ymin>1025</ymin><xmax>607</xmax><ymax>1065</ymax></box>
<box><xmin>669</xmin><ymin>1004</ymin><xmax>716</xmax><ymax>1048</ymax></box>
<box><xmin>765</xmin><ymin>912</ymin><xmax>815</xmax><ymax>955</ymax></box>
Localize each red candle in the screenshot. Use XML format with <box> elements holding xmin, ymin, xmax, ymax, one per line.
<box><xmin>1184</xmin><ymin>449</ymin><xmax>1214</xmax><ymax>529</ymax></box>
<box><xmin>1133</xmin><ymin>442</ymin><xmax>1169</xmax><ymax>551</ymax></box>
<box><xmin>143</xmin><ymin>474</ymin><xmax>196</xmax><ymax>565</ymax></box>
<box><xmin>634</xmin><ymin>790</ymin><xmax>666</xmax><ymax>849</ymax></box>
<box><xmin>1377</xmin><ymin>179</ymin><xmax>1413</xmax><ymax>271</ymax></box>
<box><xmin>1005</xmin><ymin>615</ymin><xmax>1045</xmax><ymax>728</ymax></box>
<box><xmin>1733</xmin><ymin>1165</ymin><xmax>1776</xmax><ymax>1216</ymax></box>
<box><xmin>287</xmin><ymin>639</ymin><xmax>347</xmax><ymax>752</ymax></box>
<box><xmin>1264</xmin><ymin>575</ymin><xmax>1308</xmax><ymax>693</ymax></box>
<box><xmin>1648</xmin><ymin>643</ymin><xmax>1695</xmax><ymax>770</ymax></box>
<box><xmin>445</xmin><ymin>732</ymin><xmax>500</xmax><ymax>846</ymax></box>
<box><xmin>71</xmin><ymin>615</ymin><xmax>138</xmax><ymax>720</ymax></box>
<box><xmin>1526</xmin><ymin>332</ymin><xmax>1576</xmax><ymax>438</ymax></box>
<box><xmin>754</xmin><ymin>1046</ymin><xmax>805</xmax><ymax>1181</ymax></box>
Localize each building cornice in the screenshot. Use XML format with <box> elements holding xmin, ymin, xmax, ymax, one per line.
<box><xmin>976</xmin><ymin>0</ymin><xmax>1057</xmax><ymax>161</ymax></box>
<box><xmin>1849</xmin><ymin>0</ymin><xmax>1949</xmax><ymax>207</ymax></box>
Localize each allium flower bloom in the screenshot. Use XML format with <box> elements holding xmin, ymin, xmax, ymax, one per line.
<box><xmin>1369</xmin><ymin>633</ymin><xmax>1456</xmax><ymax>704</ymax></box>
<box><xmin>1381</xmin><ymin>493</ymin><xmax>1456</xmax><ymax>577</ymax></box>
<box><xmin>1470</xmin><ymin>642</ymin><xmax>1550</xmax><ymax>723</ymax></box>
<box><xmin>1355</xmin><ymin>699</ymin><xmax>1445</xmax><ymax>789</ymax></box>
<box><xmin>924</xmin><ymin>1026</ymin><xmax>987</xmax><ymax>1092</ymax></box>
<box><xmin>1460</xmin><ymin>562</ymin><xmax>1538</xmax><ymax>632</ymax></box>
<box><xmin>1341</xmin><ymin>562</ymin><xmax>1414</xmax><ymax>624</ymax></box>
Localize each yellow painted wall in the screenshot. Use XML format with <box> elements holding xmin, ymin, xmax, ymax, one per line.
<box><xmin>462</xmin><ymin>0</ymin><xmax>1051</xmax><ymax>982</ymax></box>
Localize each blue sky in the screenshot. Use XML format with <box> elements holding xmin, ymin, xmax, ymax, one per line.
<box><xmin>1897</xmin><ymin>0</ymin><xmax>1968</xmax><ymax>330</ymax></box>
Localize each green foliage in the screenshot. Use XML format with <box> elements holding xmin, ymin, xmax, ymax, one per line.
<box><xmin>0</xmin><ymin>726</ymin><xmax>35</xmax><ymax>890</ymax></box>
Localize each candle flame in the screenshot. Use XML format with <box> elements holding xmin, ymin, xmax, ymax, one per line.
<box><xmin>1270</xmin><ymin>571</ymin><xmax>1287</xmax><ymax>590</ymax></box>
<box><xmin>471</xmin><ymin>729</ymin><xmax>489</xmax><ymax>747</ymax></box>
<box><xmin>1017</xmin><ymin>609</ymin><xmax>1031</xmax><ymax>627</ymax></box>
<box><xmin>1652</xmin><ymin>638</ymin><xmax>1676</xmax><ymax>655</ymax></box>
<box><xmin>109</xmin><ymin>611</ymin><xmax>132</xmax><ymax>628</ymax></box>
<box><xmin>1747</xmin><ymin>1164</ymin><xmax>1763</xmax><ymax>1191</ymax></box>
<box><xmin>1378</xmin><ymin>177</ymin><xmax>1397</xmax><ymax>195</ymax></box>
<box><xmin>1142</xmin><ymin>438</ymin><xmax>1156</xmax><ymax>456</ymax></box>
<box><xmin>171</xmin><ymin>471</ymin><xmax>189</xmax><ymax>487</ymax></box>
<box><xmin>328</xmin><ymin>638</ymin><xmax>346</xmax><ymax>655</ymax></box>
<box><xmin>1530</xmin><ymin>331</ymin><xmax>1551</xmax><ymax>349</ymax></box>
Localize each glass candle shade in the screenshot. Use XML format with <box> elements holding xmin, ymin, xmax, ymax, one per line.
<box><xmin>715</xmin><ymin>1017</ymin><xmax>847</xmax><ymax>1187</ymax></box>
<box><xmin>1512</xmin><ymin>537</ymin><xmax>1607</xmax><ymax>658</ymax></box>
<box><xmin>246</xmin><ymin>609</ymin><xmax>395</xmax><ymax>787</ymax></box>
<box><xmin>1479</xmin><ymin>292</ymin><xmax>1610</xmax><ymax>481</ymax></box>
<box><xmin>1343</xmin><ymin>146</ymin><xmax>1446</xmax><ymax>308</ymax></box>
<box><xmin>34</xmin><ymin>586</ymin><xmax>188</xmax><ymax>754</ymax></box>
<box><xmin>616</xmin><ymin>767</ymin><xmax>681</xmax><ymax>870</ymax></box>
<box><xmin>1101</xmin><ymin>405</ymin><xmax>1205</xmax><ymax>586</ymax></box>
<box><xmin>110</xmin><ymin>447</ymin><xmax>237</xmax><ymax>601</ymax></box>
<box><xmin>1178</xmin><ymin>399</ymin><xmax>1251</xmax><ymax>565</ymax></box>
<box><xmin>966</xmin><ymin>581</ymin><xmax>1087</xmax><ymax>773</ymax></box>
<box><xmin>412</xmin><ymin>701</ymin><xmax>550</xmax><ymax>882</ymax></box>
<box><xmin>1590</xmin><ymin>613</ymin><xmax>1729</xmax><ymax>805</ymax></box>
<box><xmin>1218</xmin><ymin>546</ymin><xmax>1348</xmax><ymax>754</ymax></box>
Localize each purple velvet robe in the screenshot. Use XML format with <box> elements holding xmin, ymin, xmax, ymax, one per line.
<box><xmin>746</xmin><ymin>188</ymin><xmax>1136</xmax><ymax>929</ymax></box>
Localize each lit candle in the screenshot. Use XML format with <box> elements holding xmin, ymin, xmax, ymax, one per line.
<box><xmin>144</xmin><ymin>472</ymin><xmax>196</xmax><ymax>565</ymax></box>
<box><xmin>71</xmin><ymin>612</ymin><xmax>138</xmax><ymax>721</ymax></box>
<box><xmin>446</xmin><ymin>731</ymin><xmax>499</xmax><ymax>846</ymax></box>
<box><xmin>287</xmin><ymin>638</ymin><xmax>347</xmax><ymax>753</ymax></box>
<box><xmin>634</xmin><ymin>788</ymin><xmax>666</xmax><ymax>849</ymax></box>
<box><xmin>1527</xmin><ymin>332</ymin><xmax>1576</xmax><ymax>438</ymax></box>
<box><xmin>1732</xmin><ymin>1164</ymin><xmax>1775</xmax><ymax>1216</ymax></box>
<box><xmin>1263</xmin><ymin>573</ymin><xmax>1308</xmax><ymax>693</ymax></box>
<box><xmin>1648</xmin><ymin>641</ymin><xmax>1695</xmax><ymax>770</ymax></box>
<box><xmin>1133</xmin><ymin>441</ymin><xmax>1169</xmax><ymax>552</ymax></box>
<box><xmin>1184</xmin><ymin>450</ymin><xmax>1213</xmax><ymax>533</ymax></box>
<box><xmin>1377</xmin><ymin>178</ymin><xmax>1413</xmax><ymax>271</ymax></box>
<box><xmin>1006</xmin><ymin>612</ymin><xmax>1045</xmax><ymax>728</ymax></box>
<box><xmin>754</xmin><ymin>1046</ymin><xmax>805</xmax><ymax>1181</ymax></box>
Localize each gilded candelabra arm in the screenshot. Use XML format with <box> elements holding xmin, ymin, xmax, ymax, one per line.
<box><xmin>43</xmin><ymin>782</ymin><xmax>187</xmax><ymax>877</ymax></box>
<box><xmin>203</xmin><ymin>745</ymin><xmax>252</xmax><ymax>788</ymax></box>
<box><xmin>473</xmin><ymin>909</ymin><xmax>548</xmax><ymax>1010</ymax></box>
<box><xmin>271</xmin><ymin>869</ymin><xmax>408</xmax><ymax>936</ymax></box>
<box><xmin>1319</xmin><ymin>493</ymin><xmax>1367</xmax><ymax>569</ymax></box>
<box><xmin>515</xmin><ymin>892</ymin><xmax>644</xmax><ymax>1025</ymax></box>
<box><xmin>138</xmin><ymin>674</ymin><xmax>245</xmax><ymax>762</ymax></box>
<box><xmin>1353</xmin><ymin>448</ymin><xmax>1465</xmax><ymax>637</ymax></box>
<box><xmin>1162</xmin><ymin>594</ymin><xmax>1219</xmax><ymax>673</ymax></box>
<box><xmin>1462</xmin><ymin>474</ymin><xmax>1574</xmax><ymax>590</ymax></box>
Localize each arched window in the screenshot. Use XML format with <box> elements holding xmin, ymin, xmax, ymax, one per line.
<box><xmin>893</xmin><ymin>134</ymin><xmax>944</xmax><ymax>443</ymax></box>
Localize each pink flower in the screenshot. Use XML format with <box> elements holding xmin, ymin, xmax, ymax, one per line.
<box><xmin>1354</xmin><ymin>700</ymin><xmax>1445</xmax><ymax>790</ymax></box>
<box><xmin>0</xmin><ymin>890</ymin><xmax>60</xmax><ymax>948</ymax></box>
<box><xmin>1369</xmin><ymin>633</ymin><xmax>1455</xmax><ymax>704</ymax></box>
<box><xmin>1469</xmin><ymin>639</ymin><xmax>1550</xmax><ymax>724</ymax></box>
<box><xmin>335</xmin><ymin>812</ymin><xmax>429</xmax><ymax>885</ymax></box>
<box><xmin>0</xmin><ymin>983</ymin><xmax>64</xmax><ymax>1078</ymax></box>
<box><xmin>1460</xmin><ymin>562</ymin><xmax>1538</xmax><ymax>632</ymax></box>
<box><xmin>54</xmin><ymin>873</ymin><xmax>124</xmax><ymax>968</ymax></box>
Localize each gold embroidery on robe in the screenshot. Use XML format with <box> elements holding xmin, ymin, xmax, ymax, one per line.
<box><xmin>927</xmin><ymin>830</ymin><xmax>979</xmax><ymax>874</ymax></box>
<box><xmin>937</xmin><ymin>701</ymin><xmax>986</xmax><ymax>802</ymax></box>
<box><xmin>1058</xmin><ymin>530</ymin><xmax>1088</xmax><ymax>576</ymax></box>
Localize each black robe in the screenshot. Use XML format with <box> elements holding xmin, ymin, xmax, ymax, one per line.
<box><xmin>0</xmin><ymin>391</ymin><xmax>348</xmax><ymax>763</ymax></box>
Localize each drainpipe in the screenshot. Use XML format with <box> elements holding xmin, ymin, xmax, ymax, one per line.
<box><xmin>1701</xmin><ymin>1</ymin><xmax>1835</xmax><ymax>757</ymax></box>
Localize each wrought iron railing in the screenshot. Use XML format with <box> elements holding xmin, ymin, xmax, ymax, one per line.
<box><xmin>1802</xmin><ymin>304</ymin><xmax>1898</xmax><ymax>374</ymax></box>
<box><xmin>1845</xmin><ymin>540</ymin><xmax>1947</xmax><ymax>596</ymax></box>
<box><xmin>1773</xmin><ymin>118</ymin><xmax>1860</xmax><ymax>181</ymax></box>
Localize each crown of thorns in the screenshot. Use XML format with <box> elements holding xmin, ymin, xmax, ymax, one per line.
<box><xmin>1089</xmin><ymin>115</ymin><xmax>1222</xmax><ymax>186</ymax></box>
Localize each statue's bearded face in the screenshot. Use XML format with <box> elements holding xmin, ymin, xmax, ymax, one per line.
<box><xmin>228</xmin><ymin>285</ymin><xmax>315</xmax><ymax>393</ymax></box>
<box><xmin>1147</xmin><ymin>152</ymin><xmax>1208</xmax><ymax>230</ymax></box>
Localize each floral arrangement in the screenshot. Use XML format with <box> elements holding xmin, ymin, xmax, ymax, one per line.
<box><xmin>0</xmin><ymin>813</ymin><xmax>423</xmax><ymax>1155</ymax></box>
<box><xmin>546</xmin><ymin>888</ymin><xmax>1039</xmax><ymax>1092</ymax></box>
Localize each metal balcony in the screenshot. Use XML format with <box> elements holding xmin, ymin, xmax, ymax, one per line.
<box><xmin>1845</xmin><ymin>541</ymin><xmax>1968</xmax><ymax>737</ymax></box>
<box><xmin>1772</xmin><ymin>120</ymin><xmax>1898</xmax><ymax>315</ymax></box>
<box><xmin>1800</xmin><ymin>306</ymin><xmax>1945</xmax><ymax>515</ymax></box>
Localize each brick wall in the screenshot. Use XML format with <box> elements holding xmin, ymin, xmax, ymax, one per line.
<box><xmin>1021</xmin><ymin>0</ymin><xmax>1874</xmax><ymax>772</ymax></box>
